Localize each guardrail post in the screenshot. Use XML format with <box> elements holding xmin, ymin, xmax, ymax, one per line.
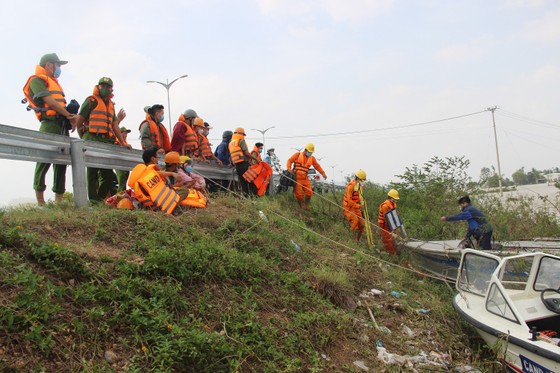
<box><xmin>70</xmin><ymin>139</ymin><xmax>88</xmax><ymax>208</ymax></box>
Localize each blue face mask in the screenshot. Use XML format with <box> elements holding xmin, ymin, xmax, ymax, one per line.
<box><xmin>53</xmin><ymin>67</ymin><xmax>62</xmax><ymax>79</ymax></box>
<box><xmin>157</xmin><ymin>160</ymin><xmax>166</xmax><ymax>168</ymax></box>
<box><xmin>158</xmin><ymin>115</ymin><xmax>165</xmax><ymax>123</ymax></box>
<box><xmin>259</xmin><ymin>149</ymin><xmax>263</xmax><ymax>153</ymax></box>
<box><xmin>185</xmin><ymin>165</ymin><xmax>193</xmax><ymax>173</ymax></box>
<box><xmin>305</xmin><ymin>151</ymin><xmax>312</xmax><ymax>157</ymax></box>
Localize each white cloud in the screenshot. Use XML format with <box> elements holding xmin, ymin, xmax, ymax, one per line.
<box><xmin>435</xmin><ymin>36</ymin><xmax>495</xmax><ymax>64</ymax></box>
<box><xmin>256</xmin><ymin>0</ymin><xmax>395</xmax><ymax>23</ymax></box>
<box><xmin>524</xmin><ymin>9</ymin><xmax>560</xmax><ymax>44</ymax></box>
<box><xmin>501</xmin><ymin>0</ymin><xmax>548</xmax><ymax>8</ymax></box>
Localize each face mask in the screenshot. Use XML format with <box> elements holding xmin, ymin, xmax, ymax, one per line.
<box><xmin>197</xmin><ymin>129</ymin><xmax>204</xmax><ymax>134</ymax></box>
<box><xmin>99</xmin><ymin>87</ymin><xmax>111</xmax><ymax>98</ymax></box>
<box><xmin>158</xmin><ymin>115</ymin><xmax>165</xmax><ymax>123</ymax></box>
<box><xmin>305</xmin><ymin>151</ymin><xmax>312</xmax><ymax>157</ymax></box>
<box><xmin>185</xmin><ymin>165</ymin><xmax>193</xmax><ymax>173</ymax></box>
<box><xmin>53</xmin><ymin>66</ymin><xmax>62</xmax><ymax>79</ymax></box>
<box><xmin>157</xmin><ymin>160</ymin><xmax>166</xmax><ymax>168</ymax></box>
<box><xmin>259</xmin><ymin>149</ymin><xmax>263</xmax><ymax>153</ymax></box>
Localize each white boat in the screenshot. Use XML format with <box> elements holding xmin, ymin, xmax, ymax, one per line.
<box><xmin>453</xmin><ymin>249</ymin><xmax>560</xmax><ymax>372</ymax></box>
<box><xmin>404</xmin><ymin>239</ymin><xmax>560</xmax><ymax>282</ymax></box>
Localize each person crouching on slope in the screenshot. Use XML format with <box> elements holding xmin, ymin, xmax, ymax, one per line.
<box><xmin>343</xmin><ymin>170</ymin><xmax>367</xmax><ymax>242</ymax></box>
<box><xmin>286</xmin><ymin>143</ymin><xmax>327</xmax><ymax>210</ymax></box>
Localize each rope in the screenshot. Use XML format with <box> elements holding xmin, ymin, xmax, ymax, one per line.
<box><xmin>196</xmin><ymin>168</ymin><xmax>451</xmax><ymax>284</ymax></box>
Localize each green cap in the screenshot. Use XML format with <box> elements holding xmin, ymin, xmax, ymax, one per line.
<box><xmin>39</xmin><ymin>53</ymin><xmax>68</xmax><ymax>66</ymax></box>
<box><xmin>120</xmin><ymin>126</ymin><xmax>131</xmax><ymax>133</ymax></box>
<box><xmin>98</xmin><ymin>77</ymin><xmax>113</xmax><ymax>87</ymax></box>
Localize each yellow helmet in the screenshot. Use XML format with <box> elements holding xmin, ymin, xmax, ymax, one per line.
<box><xmin>305</xmin><ymin>143</ymin><xmax>315</xmax><ymax>153</ymax></box>
<box><xmin>179</xmin><ymin>155</ymin><xmax>190</xmax><ymax>164</ymax></box>
<box><xmin>193</xmin><ymin>118</ymin><xmax>205</xmax><ymax>127</ymax></box>
<box><xmin>387</xmin><ymin>189</ymin><xmax>400</xmax><ymax>200</ymax></box>
<box><xmin>355</xmin><ymin>169</ymin><xmax>366</xmax><ymax>180</ymax></box>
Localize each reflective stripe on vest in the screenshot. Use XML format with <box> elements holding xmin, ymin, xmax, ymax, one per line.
<box><xmin>179</xmin><ymin>189</ymin><xmax>207</xmax><ymax>208</ymax></box>
<box><xmin>294</xmin><ymin>152</ymin><xmax>313</xmax><ymax>177</ymax></box>
<box><xmin>136</xmin><ymin>168</ymin><xmax>179</xmax><ymax>215</ymax></box>
<box><xmin>184</xmin><ymin>123</ymin><xmax>198</xmax><ymax>152</ymax></box>
<box><xmin>228</xmin><ymin>136</ymin><xmax>245</xmax><ymax>164</ymax></box>
<box><xmin>243</xmin><ymin>166</ymin><xmax>258</xmax><ymax>183</ymax></box>
<box><xmin>22</xmin><ymin>66</ymin><xmax>67</xmax><ymax>121</ymax></box>
<box><xmin>139</xmin><ymin>115</ymin><xmax>171</xmax><ymax>151</ymax></box>
<box><xmin>198</xmin><ymin>135</ymin><xmax>213</xmax><ymax>158</ymax></box>
<box><xmin>84</xmin><ymin>95</ymin><xmax>115</xmax><ymax>134</ymax></box>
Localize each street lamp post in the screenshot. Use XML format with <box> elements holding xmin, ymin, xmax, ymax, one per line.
<box><xmin>147</xmin><ymin>74</ymin><xmax>188</xmax><ymax>133</ymax></box>
<box><xmin>250</xmin><ymin>126</ymin><xmax>275</xmax><ymax>154</ymax></box>
<box><xmin>330</xmin><ymin>165</ymin><xmax>337</xmax><ymax>185</ymax></box>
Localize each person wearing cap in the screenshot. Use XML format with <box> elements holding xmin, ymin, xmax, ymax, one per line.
<box><xmin>115</xmin><ymin>126</ymin><xmax>132</xmax><ymax>192</ymax></box>
<box><xmin>229</xmin><ymin>127</ymin><xmax>259</xmax><ymax>195</ymax></box>
<box><xmin>214</xmin><ymin>130</ymin><xmax>233</xmax><ymax>167</ymax></box>
<box><xmin>23</xmin><ymin>53</ymin><xmax>78</xmax><ymax>205</ymax></box>
<box><xmin>343</xmin><ymin>170</ymin><xmax>367</xmax><ymax>242</ymax></box>
<box><xmin>441</xmin><ymin>195</ymin><xmax>493</xmax><ymax>250</ymax></box>
<box><xmin>286</xmin><ymin>143</ymin><xmax>327</xmax><ymax>210</ymax></box>
<box><xmin>196</xmin><ymin>122</ymin><xmax>222</xmax><ymax>164</ymax></box>
<box><xmin>76</xmin><ymin>77</ymin><xmax>130</xmax><ymax>202</ymax></box>
<box><xmin>140</xmin><ymin>104</ymin><xmax>171</xmax><ymax>152</ymax></box>
<box><xmin>378</xmin><ymin>189</ymin><xmax>401</xmax><ymax>255</ymax></box>
<box><xmin>264</xmin><ymin>148</ymin><xmax>282</xmax><ymax>174</ymax></box>
<box><xmin>171</xmin><ymin>109</ymin><xmax>198</xmax><ymax>156</ymax></box>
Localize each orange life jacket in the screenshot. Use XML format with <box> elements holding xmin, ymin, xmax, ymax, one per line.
<box><xmin>139</xmin><ymin>114</ymin><xmax>171</xmax><ymax>152</ymax></box>
<box><xmin>228</xmin><ymin>134</ymin><xmax>246</xmax><ymax>164</ymax></box>
<box><xmin>129</xmin><ymin>163</ymin><xmax>179</xmax><ymax>215</ymax></box>
<box><xmin>22</xmin><ymin>65</ymin><xmax>66</xmax><ymax>121</ymax></box>
<box><xmin>197</xmin><ymin>133</ymin><xmax>213</xmax><ymax>158</ymax></box>
<box><xmin>343</xmin><ymin>180</ymin><xmax>361</xmax><ymax>210</ymax></box>
<box><xmin>251</xmin><ymin>146</ymin><xmax>262</xmax><ymax>164</ymax></box>
<box><xmin>293</xmin><ymin>152</ymin><xmax>315</xmax><ymax>178</ymax></box>
<box><xmin>176</xmin><ymin>115</ymin><xmax>198</xmax><ymax>154</ymax></box>
<box><xmin>84</xmin><ymin>87</ymin><xmax>115</xmax><ymax>135</ymax></box>
<box><xmin>242</xmin><ymin>161</ymin><xmax>272</xmax><ymax>196</ymax></box>
<box><xmin>178</xmin><ymin>188</ymin><xmax>207</xmax><ymax>208</ymax></box>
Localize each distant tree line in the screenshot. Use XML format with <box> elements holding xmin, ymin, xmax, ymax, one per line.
<box><xmin>479</xmin><ymin>166</ymin><xmax>560</xmax><ymax>187</ymax></box>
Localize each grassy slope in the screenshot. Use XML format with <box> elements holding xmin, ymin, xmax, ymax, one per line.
<box><xmin>0</xmin><ymin>194</ymin><xmax>491</xmax><ymax>372</ymax></box>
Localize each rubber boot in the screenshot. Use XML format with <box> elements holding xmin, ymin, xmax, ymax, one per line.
<box><xmin>55</xmin><ymin>193</ymin><xmax>65</xmax><ymax>204</ymax></box>
<box><xmin>35</xmin><ymin>191</ymin><xmax>45</xmax><ymax>206</ymax></box>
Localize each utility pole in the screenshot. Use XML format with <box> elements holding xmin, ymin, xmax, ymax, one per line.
<box><xmin>488</xmin><ymin>106</ymin><xmax>503</xmax><ymax>196</ymax></box>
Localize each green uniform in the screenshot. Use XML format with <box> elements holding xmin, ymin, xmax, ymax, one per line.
<box><xmin>30</xmin><ymin>77</ymin><xmax>69</xmax><ymax>194</ymax></box>
<box><xmin>79</xmin><ymin>97</ymin><xmax>118</xmax><ymax>201</ymax></box>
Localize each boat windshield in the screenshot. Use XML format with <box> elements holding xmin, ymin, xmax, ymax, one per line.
<box><xmin>458</xmin><ymin>252</ymin><xmax>500</xmax><ymax>296</ymax></box>
<box><xmin>534</xmin><ymin>256</ymin><xmax>560</xmax><ymax>291</ymax></box>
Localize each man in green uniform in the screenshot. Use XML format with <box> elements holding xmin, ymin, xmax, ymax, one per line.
<box><xmin>25</xmin><ymin>53</ymin><xmax>77</xmax><ymax>205</ymax></box>
<box><xmin>76</xmin><ymin>77</ymin><xmax>130</xmax><ymax>202</ymax></box>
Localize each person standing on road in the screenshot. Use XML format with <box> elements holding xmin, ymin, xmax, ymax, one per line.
<box><xmin>441</xmin><ymin>195</ymin><xmax>493</xmax><ymax>250</ymax></box>
<box><xmin>76</xmin><ymin>77</ymin><xmax>130</xmax><ymax>202</ymax></box>
<box><xmin>23</xmin><ymin>53</ymin><xmax>78</xmax><ymax>205</ymax></box>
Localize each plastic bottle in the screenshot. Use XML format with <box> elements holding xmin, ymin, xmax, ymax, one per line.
<box><xmin>290</xmin><ymin>240</ymin><xmax>301</xmax><ymax>252</ymax></box>
<box><xmin>258</xmin><ymin>210</ymin><xmax>268</xmax><ymax>221</ymax></box>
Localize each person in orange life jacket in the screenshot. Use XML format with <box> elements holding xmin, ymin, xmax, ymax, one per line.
<box><xmin>441</xmin><ymin>195</ymin><xmax>493</xmax><ymax>250</ymax></box>
<box><xmin>196</xmin><ymin>122</ymin><xmax>222</xmax><ymax>165</ymax></box>
<box><xmin>141</xmin><ymin>147</ymin><xmax>180</xmax><ymax>180</ymax></box>
<box><xmin>378</xmin><ymin>189</ymin><xmax>401</xmax><ymax>255</ymax></box>
<box><xmin>286</xmin><ymin>143</ymin><xmax>327</xmax><ymax>210</ymax></box>
<box><xmin>343</xmin><ymin>170</ymin><xmax>367</xmax><ymax>242</ymax></box>
<box><xmin>177</xmin><ymin>156</ymin><xmax>207</xmax><ymax>194</ymax></box>
<box><xmin>228</xmin><ymin>127</ymin><xmax>259</xmax><ymax>196</ymax></box>
<box><xmin>75</xmin><ymin>77</ymin><xmax>130</xmax><ymax>202</ymax></box>
<box><xmin>139</xmin><ymin>104</ymin><xmax>171</xmax><ymax>152</ymax></box>
<box><xmin>116</xmin><ymin>126</ymin><xmax>132</xmax><ymax>192</ymax></box>
<box><xmin>250</xmin><ymin>143</ymin><xmax>263</xmax><ymax>165</ymax></box>
<box><xmin>25</xmin><ymin>53</ymin><xmax>78</xmax><ymax>205</ymax></box>
<box><xmin>170</xmin><ymin>108</ymin><xmax>198</xmax><ymax>156</ymax></box>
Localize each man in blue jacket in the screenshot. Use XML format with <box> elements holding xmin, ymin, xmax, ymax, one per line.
<box><xmin>441</xmin><ymin>195</ymin><xmax>493</xmax><ymax>250</ymax></box>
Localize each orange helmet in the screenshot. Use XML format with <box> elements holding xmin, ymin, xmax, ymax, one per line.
<box><xmin>164</xmin><ymin>151</ymin><xmax>181</xmax><ymax>164</ymax></box>
<box><xmin>234</xmin><ymin>127</ymin><xmax>246</xmax><ymax>136</ymax></box>
<box><xmin>117</xmin><ymin>198</ymin><xmax>133</xmax><ymax>210</ymax></box>
<box><xmin>193</xmin><ymin>118</ymin><xmax>205</xmax><ymax>127</ymax></box>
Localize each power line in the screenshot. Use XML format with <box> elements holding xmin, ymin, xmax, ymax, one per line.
<box><xmin>265</xmin><ymin>109</ymin><xmax>488</xmax><ymax>139</ymax></box>
<box><xmin>498</xmin><ymin>109</ymin><xmax>560</xmax><ymax>130</ymax></box>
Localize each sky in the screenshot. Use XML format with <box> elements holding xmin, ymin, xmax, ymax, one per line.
<box><xmin>1</xmin><ymin>0</ymin><xmax>559</xmax><ymax>206</ymax></box>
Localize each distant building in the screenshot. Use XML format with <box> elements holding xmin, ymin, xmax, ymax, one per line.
<box><xmin>544</xmin><ymin>173</ymin><xmax>560</xmax><ymax>184</ymax></box>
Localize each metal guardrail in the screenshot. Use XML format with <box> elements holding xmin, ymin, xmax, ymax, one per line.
<box><xmin>0</xmin><ymin>123</ymin><xmax>236</xmax><ymax>208</ymax></box>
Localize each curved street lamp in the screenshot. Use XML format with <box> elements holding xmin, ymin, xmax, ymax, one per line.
<box><xmin>250</xmin><ymin>126</ymin><xmax>275</xmax><ymax>154</ymax></box>
<box><xmin>147</xmin><ymin>74</ymin><xmax>188</xmax><ymax>133</ymax></box>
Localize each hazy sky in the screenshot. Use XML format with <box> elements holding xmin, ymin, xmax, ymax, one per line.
<box><xmin>1</xmin><ymin>0</ymin><xmax>559</xmax><ymax>205</ymax></box>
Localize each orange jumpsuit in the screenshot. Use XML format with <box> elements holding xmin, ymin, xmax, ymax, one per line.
<box><xmin>343</xmin><ymin>180</ymin><xmax>364</xmax><ymax>232</ymax></box>
<box><xmin>286</xmin><ymin>151</ymin><xmax>326</xmax><ymax>200</ymax></box>
<box><xmin>378</xmin><ymin>199</ymin><xmax>398</xmax><ymax>255</ymax></box>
